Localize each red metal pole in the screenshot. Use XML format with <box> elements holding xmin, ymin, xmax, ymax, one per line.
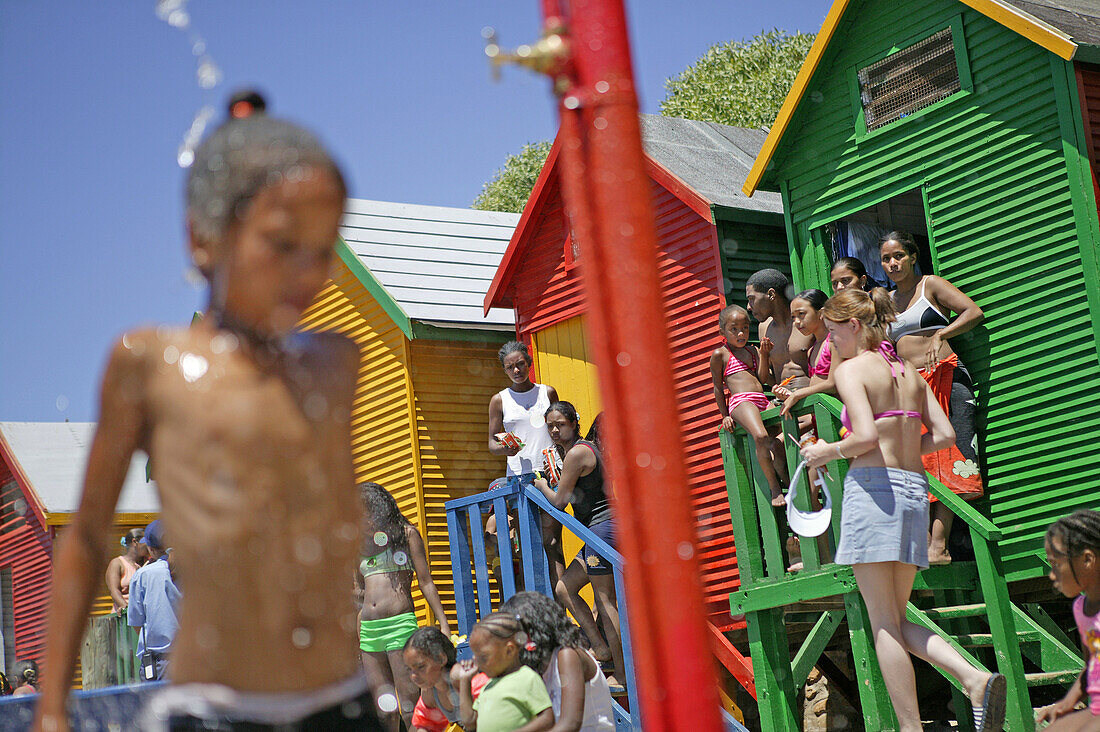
<box><xmin>544</xmin><ymin>1</ymin><xmax>724</xmax><ymax>729</ymax></box>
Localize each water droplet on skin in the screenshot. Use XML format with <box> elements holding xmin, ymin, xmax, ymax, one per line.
<box><xmin>393</xmin><ymin>551</ymin><xmax>408</xmax><ymax>566</ymax></box>
<box><xmin>294</xmin><ymin>535</ymin><xmax>322</xmax><ymax>565</ymax></box>
<box><xmin>377</xmin><ymin>692</ymin><xmax>399</xmax><ymax>713</ymax></box>
<box><xmin>291</xmin><ymin>627</ymin><xmax>312</xmax><ymax>648</ymax></box>
<box><xmin>179</xmin><ymin>352</ymin><xmax>209</xmax><ymax>382</ymax></box>
<box><xmin>374</xmin><ymin>531</ymin><xmax>389</xmax><ymax>547</ymax></box>
<box><xmin>196</xmin><ymin>623</ymin><xmax>219</xmax><ymax>650</ymax></box>
<box><xmin>163</xmin><ymin>345</ymin><xmax>180</xmax><ymax>365</ymax></box>
<box><xmin>304</xmin><ymin>392</ymin><xmax>328</xmax><ymax>419</ymax></box>
<box><xmin>337</xmin><ymin>522</ymin><xmax>358</xmax><ymax>542</ymax></box>
<box><xmin>56</xmin><ymin>395</ymin><xmax>69</xmax><ymax>412</ymax></box>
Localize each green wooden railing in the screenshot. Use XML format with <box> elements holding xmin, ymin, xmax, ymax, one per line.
<box><xmin>721</xmin><ymin>394</ymin><xmax>1081</xmax><ymax>731</ymax></box>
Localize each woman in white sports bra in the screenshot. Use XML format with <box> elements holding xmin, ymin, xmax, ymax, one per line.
<box><xmin>880</xmin><ymin>231</ymin><xmax>985</xmax><ymax>566</ymax></box>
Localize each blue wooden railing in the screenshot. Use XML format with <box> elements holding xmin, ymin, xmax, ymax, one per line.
<box><xmin>445</xmin><ymin>480</ymin><xmax>639</xmax><ymax>731</ymax></box>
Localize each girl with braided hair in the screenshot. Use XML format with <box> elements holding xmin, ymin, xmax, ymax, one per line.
<box><xmin>501</xmin><ymin>591</ymin><xmax>615</xmax><ymax>732</ymax></box>
<box><xmin>1039</xmin><ymin>510</ymin><xmax>1100</xmax><ymax>729</ymax></box>
<box><xmin>11</xmin><ymin>659</ymin><xmax>38</xmax><ymax>697</ymax></box>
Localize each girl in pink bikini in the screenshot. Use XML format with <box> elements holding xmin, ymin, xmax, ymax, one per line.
<box><xmin>105</xmin><ymin>528</ymin><xmax>148</xmax><ymax>613</ymax></box>
<box><xmin>710</xmin><ymin>304</ymin><xmax>785</xmax><ymax>507</ymax></box>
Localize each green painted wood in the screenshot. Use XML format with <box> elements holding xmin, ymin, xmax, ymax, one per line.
<box><xmin>845</xmin><ymin>592</ymin><xmax>898</xmax><ymax>729</ymax></box>
<box><xmin>746</xmin><ymin>608</ymin><xmax>800</xmax><ymax>731</ymax></box>
<box><xmin>1055</xmin><ymin>54</ymin><xmax>1100</xmax><ymax>372</ymax></box>
<box><xmin>905</xmin><ymin>603</ymin><xmax>989</xmax><ymax>694</ymax></box>
<box><xmin>921</xmin><ymin>603</ymin><xmax>987</xmax><ymax>620</ymax></box>
<box><xmin>715</xmin><ymin>218</ymin><xmax>791</xmax><ymax>342</ymax></box>
<box><xmin>970</xmin><ymin>531</ymin><xmax>1031</xmax><ymax>732</ymax></box>
<box><xmin>335</xmin><ymin>237</ymin><xmax>413</xmax><ymax>341</ymax></box>
<box><xmin>936</xmin><ymin>588</ymin><xmax>976</xmax><ymax>732</ymax></box>
<box><xmin>729</xmin><ymin>567</ymin><xmax>857</xmax><ymax>615</ymax></box>
<box><xmin>408</xmin><ymin>322</ymin><xmax>511</xmax><ymax>343</ymax></box>
<box><xmin>791</xmin><ymin>610</ymin><xmax>843</xmax><ymax>685</ymax></box>
<box><xmin>1020</xmin><ymin>603</ymin><xmax>1084</xmax><ymax>671</ymax></box>
<box><xmin>759</xmin><ymin>0</ymin><xmax>1100</xmax><ymax>578</ymax></box>
<box><xmin>721</xmin><ymin>429</ymin><xmax>765</xmax><ymax>586</ymax></box>
<box><xmin>1026</xmin><ymin>670</ymin><xmax>1082</xmax><ymax>687</ymax></box>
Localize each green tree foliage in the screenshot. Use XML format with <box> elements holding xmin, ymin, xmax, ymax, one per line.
<box><xmin>471</xmin><ymin>30</ymin><xmax>813</xmax><ymax>212</ymax></box>
<box><xmin>472</xmin><ymin>140</ymin><xmax>553</xmax><ymax>213</ymax></box>
<box><xmin>660</xmin><ymin>29</ymin><xmax>814</xmax><ymax>128</ymax></box>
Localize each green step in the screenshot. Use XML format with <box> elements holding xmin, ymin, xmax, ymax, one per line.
<box><xmin>921</xmin><ymin>603</ymin><xmax>988</xmax><ymax>620</ymax></box>
<box><xmin>956</xmin><ymin>629</ymin><xmax>1045</xmax><ymax>647</ymax></box>
<box><xmin>1025</xmin><ymin>670</ymin><xmax>1081</xmax><ymax>687</ymax></box>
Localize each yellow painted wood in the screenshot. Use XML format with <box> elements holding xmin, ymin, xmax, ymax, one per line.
<box><xmin>531</xmin><ymin>316</ymin><xmax>603</xmax><ymax>423</ymax></box>
<box><xmin>531</xmin><ymin>317</ymin><xmax>602</xmax><ymax>597</ymax></box>
<box><xmin>958</xmin><ymin>0</ymin><xmax>1076</xmax><ymax>59</ymax></box>
<box><xmin>742</xmin><ymin>0</ymin><xmax>1078</xmax><ymax>196</ymax></box>
<box><xmin>299</xmin><ymin>265</ymin><xmax>425</xmax><ymax>620</ymax></box>
<box><xmin>409</xmin><ymin>339</ymin><xmax>509</xmax><ymax>625</ymax></box>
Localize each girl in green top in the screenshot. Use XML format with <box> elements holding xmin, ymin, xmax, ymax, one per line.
<box><xmin>455</xmin><ymin>612</ymin><xmax>553</xmax><ymax>732</ymax></box>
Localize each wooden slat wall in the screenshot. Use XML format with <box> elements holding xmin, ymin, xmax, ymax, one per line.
<box><xmin>773</xmin><ymin>0</ymin><xmax>1100</xmax><ymax>577</ymax></box>
<box><xmin>511</xmin><ymin>175</ymin><xmax>742</xmax><ymax>627</ymax></box>
<box><xmin>532</xmin><ymin>317</ymin><xmax>603</xmax><ymax>422</ymax></box>
<box><xmin>1077</xmin><ymin>63</ymin><xmax>1100</xmax><ymax>224</ymax></box>
<box><xmin>0</xmin><ymin>466</ymin><xmax>50</xmax><ymax>678</ymax></box>
<box><xmin>299</xmin><ymin>264</ymin><xmax>425</xmax><ymax>618</ymax></box>
<box><xmin>408</xmin><ymin>339</ymin><xmax>509</xmax><ymax>627</ymax></box>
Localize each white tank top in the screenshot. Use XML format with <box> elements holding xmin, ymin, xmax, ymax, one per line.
<box><xmin>499</xmin><ymin>383</ymin><xmax>553</xmax><ymax>476</ymax></box>
<box><xmin>542</xmin><ymin>647</ymin><xmax>616</xmax><ymax>731</ymax></box>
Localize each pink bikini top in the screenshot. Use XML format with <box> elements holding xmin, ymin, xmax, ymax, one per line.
<box><xmin>810</xmin><ymin>336</ymin><xmax>831</xmax><ymax>378</ymax></box>
<box><xmin>723</xmin><ymin>345</ymin><xmax>757</xmax><ymax>377</ymax></box>
<box><xmin>839</xmin><ymin>348</ymin><xmax>921</xmax><ymax>432</ymax></box>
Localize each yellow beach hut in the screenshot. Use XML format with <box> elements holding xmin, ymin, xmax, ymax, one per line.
<box><xmin>299</xmin><ymin>199</ymin><xmax>520</xmax><ymax>626</ymax></box>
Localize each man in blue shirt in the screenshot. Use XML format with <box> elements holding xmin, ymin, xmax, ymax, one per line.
<box><xmin>127</xmin><ymin>519</ymin><xmax>181</xmax><ymax>681</ymax></box>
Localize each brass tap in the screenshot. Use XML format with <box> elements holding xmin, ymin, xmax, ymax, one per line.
<box><xmin>482</xmin><ymin>25</ymin><xmax>569</xmax><ymax>82</ymax></box>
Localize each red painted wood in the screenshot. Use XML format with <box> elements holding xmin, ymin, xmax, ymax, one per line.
<box><xmin>0</xmin><ymin>459</ymin><xmax>53</xmax><ymax>677</ymax></box>
<box><xmin>1076</xmin><ymin>63</ymin><xmax>1100</xmax><ymax>223</ymax></box>
<box><xmin>555</xmin><ymin>0</ymin><xmax>724</xmax><ymax>725</ymax></box>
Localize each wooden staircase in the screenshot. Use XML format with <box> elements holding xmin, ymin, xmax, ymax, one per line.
<box><xmin>721</xmin><ymin>395</ymin><xmax>1084</xmax><ymax>731</ymax></box>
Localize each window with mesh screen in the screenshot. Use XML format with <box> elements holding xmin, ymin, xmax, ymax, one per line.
<box><xmin>858</xmin><ymin>27</ymin><xmax>961</xmax><ymax>131</ymax></box>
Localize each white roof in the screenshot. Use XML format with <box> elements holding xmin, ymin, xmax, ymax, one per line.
<box><xmin>340</xmin><ymin>199</ymin><xmax>520</xmax><ymax>328</ymax></box>
<box><xmin>0</xmin><ymin>422</ymin><xmax>160</xmax><ymax>515</ymax></box>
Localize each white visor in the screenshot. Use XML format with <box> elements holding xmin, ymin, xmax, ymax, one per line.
<box><xmin>785</xmin><ymin>460</ymin><xmax>833</xmax><ymax>538</ymax></box>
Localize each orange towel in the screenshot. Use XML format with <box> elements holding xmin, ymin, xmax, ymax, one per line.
<box><xmin>919</xmin><ymin>353</ymin><xmax>983</xmax><ymax>501</ymax></box>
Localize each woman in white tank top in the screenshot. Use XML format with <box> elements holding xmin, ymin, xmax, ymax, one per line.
<box><xmin>488</xmin><ymin>341</ymin><xmax>558</xmax><ymax>479</ymax></box>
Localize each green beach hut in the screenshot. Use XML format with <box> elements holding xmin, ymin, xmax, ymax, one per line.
<box><xmin>724</xmin><ymin>0</ymin><xmax>1100</xmax><ymax>727</ymax></box>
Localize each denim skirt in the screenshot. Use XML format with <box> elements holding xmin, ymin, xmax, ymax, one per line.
<box><xmin>834</xmin><ymin>467</ymin><xmax>930</xmax><ymax>569</ymax></box>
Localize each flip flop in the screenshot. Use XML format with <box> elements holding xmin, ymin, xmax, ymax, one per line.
<box><xmin>972</xmin><ymin>673</ymin><xmax>1006</xmax><ymax>731</ymax></box>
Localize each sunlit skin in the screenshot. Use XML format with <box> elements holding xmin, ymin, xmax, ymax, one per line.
<box><xmin>830</xmin><ymin>264</ymin><xmax>867</xmax><ymax>293</ymax></box>
<box><xmin>880</xmin><ymin>238</ymin><xmax>985</xmax><ymax>565</ymax></box>
<box><xmin>533</xmin><ymin>409</ymin><xmax>625</xmax><ymax>685</ymax></box>
<box><xmin>356</xmin><ymin>501</ymin><xmax>451</xmax><ymax>732</ymax></box>
<box><xmin>710</xmin><ymin>310</ymin><xmax>785</xmax><ymax>507</ymax></box>
<box><xmin>746</xmin><ymin>283</ymin><xmax>813</xmax><ymax>392</ymax></box>
<box><xmin>800</xmin><ymin>317</ymin><xmax>998</xmax><ymax>731</ymax></box>
<box><xmin>1038</xmin><ymin>536</ymin><xmax>1100</xmax><ymax>730</ymax></box>
<box><xmin>104</xmin><ymin>535</ymin><xmax>148</xmax><ymax>612</ymax></box>
<box><xmin>34</xmin><ymin>168</ymin><xmax>364</xmax><ymax>732</ymax></box>
<box><xmin>879</xmin><ymin>239</ymin><xmax>984</xmax><ymax>371</ymax></box>
<box><xmin>781</xmin><ymin>297</ymin><xmax>836</xmax><ymax>418</ymax></box>
<box><xmin>452</xmin><ymin>626</ymin><xmax>553</xmax><ymax>731</ymax></box>
<box><xmin>403</xmin><ymin>646</ymin><xmax>460</xmax><ymax>731</ymax></box>
<box><xmin>487</xmin><ymin>352</ymin><xmax>558</xmax><ymax>457</ymax></box>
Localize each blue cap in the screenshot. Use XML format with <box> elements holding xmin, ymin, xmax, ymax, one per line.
<box><xmin>141</xmin><ymin>519</ymin><xmax>164</xmax><ymax>550</ymax></box>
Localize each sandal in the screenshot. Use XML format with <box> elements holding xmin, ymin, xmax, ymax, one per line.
<box><xmin>972</xmin><ymin>673</ymin><xmax>1006</xmax><ymax>731</ymax></box>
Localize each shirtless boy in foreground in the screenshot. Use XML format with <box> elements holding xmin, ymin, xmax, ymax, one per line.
<box><xmin>34</xmin><ymin>100</ymin><xmax>382</xmax><ymax>731</ymax></box>
<box><xmin>745</xmin><ymin>268</ymin><xmax>813</xmax><ymax>400</ymax></box>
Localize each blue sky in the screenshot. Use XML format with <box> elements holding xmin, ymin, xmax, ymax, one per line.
<box><xmin>0</xmin><ymin>1</ymin><xmax>827</xmax><ymax>422</ymax></box>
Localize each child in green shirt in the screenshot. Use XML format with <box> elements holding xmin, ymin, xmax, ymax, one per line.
<box><xmin>454</xmin><ymin>612</ymin><xmax>553</xmax><ymax>732</ymax></box>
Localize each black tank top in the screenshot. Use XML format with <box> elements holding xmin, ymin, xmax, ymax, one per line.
<box><xmin>570</xmin><ymin>440</ymin><xmax>612</xmax><ymax>527</ymax></box>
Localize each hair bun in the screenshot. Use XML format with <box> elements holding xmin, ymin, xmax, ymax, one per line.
<box><xmin>228</xmin><ymin>89</ymin><xmax>267</xmax><ymax>120</ymax></box>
